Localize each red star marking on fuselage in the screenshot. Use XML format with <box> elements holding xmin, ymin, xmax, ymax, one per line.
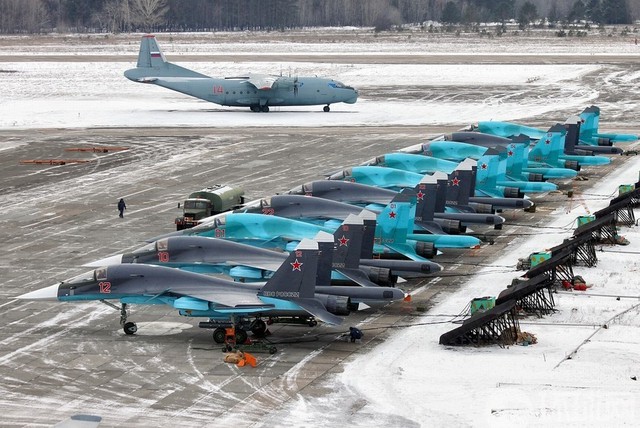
<box><xmin>416</xmin><ymin>191</ymin><xmax>425</xmax><ymax>200</ymax></box>
<box><xmin>290</xmin><ymin>259</ymin><xmax>303</xmax><ymax>271</ymax></box>
<box><xmin>545</xmin><ymin>139</ymin><xmax>551</xmax><ymax>144</ymax></box>
<box><xmin>451</xmin><ymin>177</ymin><xmax>461</xmax><ymax>186</ymax></box>
<box><xmin>389</xmin><ymin>211</ymin><xmax>397</xmax><ymax>219</ymax></box>
<box><xmin>481</xmin><ymin>163</ymin><xmax>488</xmax><ymax>170</ymax></box>
<box><xmin>507</xmin><ymin>150</ymin><xmax>514</xmax><ymax>157</ymax></box>
<box><xmin>338</xmin><ymin>235</ymin><xmax>349</xmax><ymax>246</ymax></box>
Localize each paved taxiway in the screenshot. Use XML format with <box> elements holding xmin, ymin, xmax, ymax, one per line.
<box><xmin>0</xmin><ymin>123</ymin><xmax>636</xmax><ymax>426</ymax></box>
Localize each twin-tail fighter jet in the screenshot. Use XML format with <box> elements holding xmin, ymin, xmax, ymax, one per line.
<box><xmin>124</xmin><ymin>35</ymin><xmax>358</xmax><ymax>112</ymax></box>
<box><xmin>473</xmin><ymin>106</ymin><xmax>637</xmax><ymax>153</ymax></box>
<box><xmin>19</xmin><ymin>239</ymin><xmax>377</xmax><ymax>342</ymax></box>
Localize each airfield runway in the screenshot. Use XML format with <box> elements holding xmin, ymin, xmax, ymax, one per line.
<box><xmin>1</xmin><ymin>31</ymin><xmax>640</xmax><ymax>426</ymax></box>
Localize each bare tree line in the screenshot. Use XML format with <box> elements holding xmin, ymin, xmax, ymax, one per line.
<box><xmin>0</xmin><ymin>0</ymin><xmax>637</xmax><ymax>34</ymax></box>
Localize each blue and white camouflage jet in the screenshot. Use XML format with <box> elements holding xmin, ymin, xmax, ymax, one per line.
<box><xmin>18</xmin><ymin>239</ymin><xmax>359</xmax><ymax>341</ymax></box>
<box><xmin>125</xmin><ymin>35</ymin><xmax>358</xmax><ymax>112</ymax></box>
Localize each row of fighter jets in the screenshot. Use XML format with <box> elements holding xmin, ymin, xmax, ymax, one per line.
<box><xmin>19</xmin><ymin>106</ymin><xmax>637</xmax><ymax>344</ymax></box>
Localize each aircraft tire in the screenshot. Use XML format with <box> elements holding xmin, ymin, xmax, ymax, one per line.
<box><xmin>123</xmin><ymin>322</ymin><xmax>137</xmax><ymax>335</ymax></box>
<box><xmin>251</xmin><ymin>319</ymin><xmax>267</xmax><ymax>337</ymax></box>
<box><xmin>323</xmin><ymin>105</ymin><xmax>330</xmax><ymax>112</ymax></box>
<box><xmin>250</xmin><ymin>105</ymin><xmax>260</xmax><ymax>112</ymax></box>
<box><xmin>261</xmin><ymin>105</ymin><xmax>269</xmax><ymax>113</ymax></box>
<box><xmin>213</xmin><ymin>327</ymin><xmax>226</xmax><ymax>344</ymax></box>
<box><xmin>235</xmin><ymin>328</ymin><xmax>248</xmax><ymax>344</ymax></box>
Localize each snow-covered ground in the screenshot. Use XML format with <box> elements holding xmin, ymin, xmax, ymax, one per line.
<box><xmin>0</xmin><ymin>60</ymin><xmax>602</xmax><ymax>129</ymax></box>
<box><xmin>2</xmin><ymin>31</ymin><xmax>640</xmax><ymax>426</ymax></box>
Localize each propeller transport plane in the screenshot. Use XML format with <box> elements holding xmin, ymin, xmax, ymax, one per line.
<box><xmin>124</xmin><ymin>35</ymin><xmax>358</xmax><ymax>112</ymax></box>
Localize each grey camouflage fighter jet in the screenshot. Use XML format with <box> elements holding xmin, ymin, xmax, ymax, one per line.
<box><xmin>124</xmin><ymin>35</ymin><xmax>358</xmax><ymax>112</ymax></box>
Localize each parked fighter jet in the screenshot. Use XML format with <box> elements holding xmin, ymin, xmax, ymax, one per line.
<box><xmin>420</xmin><ymin>138</ymin><xmax>578</xmax><ymax>180</ymax></box>
<box><xmin>453</xmin><ymin>129</ymin><xmax>611</xmax><ymax>168</ymax></box>
<box><xmin>156</xmin><ymin>190</ymin><xmax>442</xmax><ymax>261</ymax></box>
<box><xmin>579</xmin><ymin>105</ymin><xmax>638</xmax><ymax>144</ymax></box>
<box><xmin>124</xmin><ymin>35</ymin><xmax>358</xmax><ymax>112</ymax></box>
<box><xmin>86</xmin><ymin>214</ymin><xmax>438</xmax><ymax>286</ymax></box>
<box><xmin>328</xmin><ymin>158</ymin><xmax>555</xmax><ymax>199</ymax></box>
<box><xmin>474</xmin><ymin>107</ymin><xmax>633</xmax><ymax>153</ymax></box>
<box><xmin>19</xmin><ymin>239</ymin><xmax>359</xmax><ymax>341</ymax></box>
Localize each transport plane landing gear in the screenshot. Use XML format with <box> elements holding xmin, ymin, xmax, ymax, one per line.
<box><xmin>100</xmin><ymin>300</ymin><xmax>138</xmax><ymax>335</ymax></box>
<box><xmin>323</xmin><ymin>105</ymin><xmax>330</xmax><ymax>112</ymax></box>
<box><xmin>261</xmin><ymin>105</ymin><xmax>270</xmax><ymax>112</ymax></box>
<box><xmin>123</xmin><ymin>322</ymin><xmax>138</xmax><ymax>335</ymax></box>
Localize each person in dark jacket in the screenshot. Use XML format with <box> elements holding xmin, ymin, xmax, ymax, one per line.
<box><xmin>349</xmin><ymin>327</ymin><xmax>363</xmax><ymax>343</ymax></box>
<box><xmin>117</xmin><ymin>198</ymin><xmax>126</xmax><ymax>218</ymax></box>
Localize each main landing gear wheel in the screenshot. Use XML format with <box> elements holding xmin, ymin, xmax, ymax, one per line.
<box><xmin>213</xmin><ymin>327</ymin><xmax>226</xmax><ymax>344</ymax></box>
<box><xmin>235</xmin><ymin>328</ymin><xmax>248</xmax><ymax>345</ymax></box>
<box><xmin>261</xmin><ymin>105</ymin><xmax>270</xmax><ymax>112</ymax></box>
<box><xmin>251</xmin><ymin>319</ymin><xmax>267</xmax><ymax>337</ymax></box>
<box><xmin>250</xmin><ymin>105</ymin><xmax>260</xmax><ymax>112</ymax></box>
<box><xmin>123</xmin><ymin>322</ymin><xmax>137</xmax><ymax>335</ymax></box>
<box><xmin>323</xmin><ymin>105</ymin><xmax>330</xmax><ymax>112</ymax></box>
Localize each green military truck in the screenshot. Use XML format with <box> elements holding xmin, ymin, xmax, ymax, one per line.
<box><xmin>175</xmin><ymin>185</ymin><xmax>245</xmax><ymax>230</ymax></box>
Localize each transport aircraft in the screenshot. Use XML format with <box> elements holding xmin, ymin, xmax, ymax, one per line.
<box><xmin>124</xmin><ymin>35</ymin><xmax>358</xmax><ymax>112</ymax></box>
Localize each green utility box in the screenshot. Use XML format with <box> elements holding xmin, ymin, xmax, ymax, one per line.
<box><xmin>576</xmin><ymin>215</ymin><xmax>595</xmax><ymax>227</ymax></box>
<box><xmin>470</xmin><ymin>296</ymin><xmax>495</xmax><ymax>315</ymax></box>
<box><xmin>529</xmin><ymin>251</ymin><xmax>551</xmax><ymax>267</ymax></box>
<box><xmin>618</xmin><ymin>184</ymin><xmax>635</xmax><ymax>196</ymax></box>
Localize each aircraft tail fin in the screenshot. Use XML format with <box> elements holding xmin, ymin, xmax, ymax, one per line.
<box><xmin>445</xmin><ymin>163</ymin><xmax>473</xmax><ymax>207</ymax></box>
<box><xmin>578</xmin><ymin>105</ymin><xmax>599</xmax><ymax>141</ymax></box>
<box><xmin>414</xmin><ymin>176</ymin><xmax>437</xmax><ymax>222</ymax></box>
<box><xmin>475</xmin><ymin>149</ymin><xmax>500</xmax><ymax>190</ymax></box>
<box><xmin>359</xmin><ymin>210</ymin><xmax>377</xmax><ymax>260</ymax></box>
<box><xmin>563</xmin><ymin>117</ymin><xmax>581</xmax><ymax>153</ymax></box>
<box><xmin>315</xmin><ymin>231</ymin><xmax>335</xmax><ymax>287</ymax></box>
<box><xmin>125</xmin><ymin>35</ymin><xmax>209</xmax><ymax>80</ymax></box>
<box><xmin>259</xmin><ymin>238</ymin><xmax>343</xmax><ymax>324</ymax></box>
<box><xmin>137</xmin><ymin>34</ymin><xmax>168</xmax><ymax>68</ymax></box>
<box><xmin>332</xmin><ymin>214</ymin><xmax>365</xmax><ymax>269</ymax></box>
<box><xmin>375</xmin><ymin>189</ymin><xmax>416</xmax><ymax>245</ymax></box>
<box><xmin>260</xmin><ymin>239</ymin><xmax>319</xmax><ymax>300</ymax></box>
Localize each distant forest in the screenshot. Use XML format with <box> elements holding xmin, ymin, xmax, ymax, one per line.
<box><xmin>0</xmin><ymin>0</ymin><xmax>637</xmax><ymax>34</ymax></box>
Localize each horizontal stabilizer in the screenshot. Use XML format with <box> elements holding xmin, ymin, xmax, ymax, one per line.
<box><xmin>294</xmin><ymin>298</ymin><xmax>344</xmax><ymax>325</ymax></box>
<box><xmin>336</xmin><ymin>268</ymin><xmax>379</xmax><ymax>287</ymax></box>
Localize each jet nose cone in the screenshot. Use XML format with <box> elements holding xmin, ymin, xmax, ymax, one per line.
<box><xmin>83</xmin><ymin>254</ymin><xmax>124</xmax><ymax>268</ymax></box>
<box><xmin>17</xmin><ymin>283</ymin><xmax>60</xmax><ymax>300</ymax></box>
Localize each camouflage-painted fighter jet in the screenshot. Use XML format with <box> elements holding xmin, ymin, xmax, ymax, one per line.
<box><xmin>19</xmin><ymin>239</ymin><xmax>398</xmax><ymax>342</ymax></box>
<box><xmin>124</xmin><ymin>35</ymin><xmax>358</xmax><ymax>112</ymax></box>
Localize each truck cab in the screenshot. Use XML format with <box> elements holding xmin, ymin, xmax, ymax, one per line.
<box><xmin>176</xmin><ymin>185</ymin><xmax>245</xmax><ymax>230</ymax></box>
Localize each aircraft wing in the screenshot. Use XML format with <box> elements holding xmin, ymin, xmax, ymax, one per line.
<box><xmin>246</xmin><ymin>74</ymin><xmax>278</xmax><ymax>90</ymax></box>
<box><xmin>170</xmin><ymin>284</ymin><xmax>269</xmax><ymax>309</ymax></box>
<box><xmin>224</xmin><ymin>259</ymin><xmax>283</xmax><ymax>272</ymax></box>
